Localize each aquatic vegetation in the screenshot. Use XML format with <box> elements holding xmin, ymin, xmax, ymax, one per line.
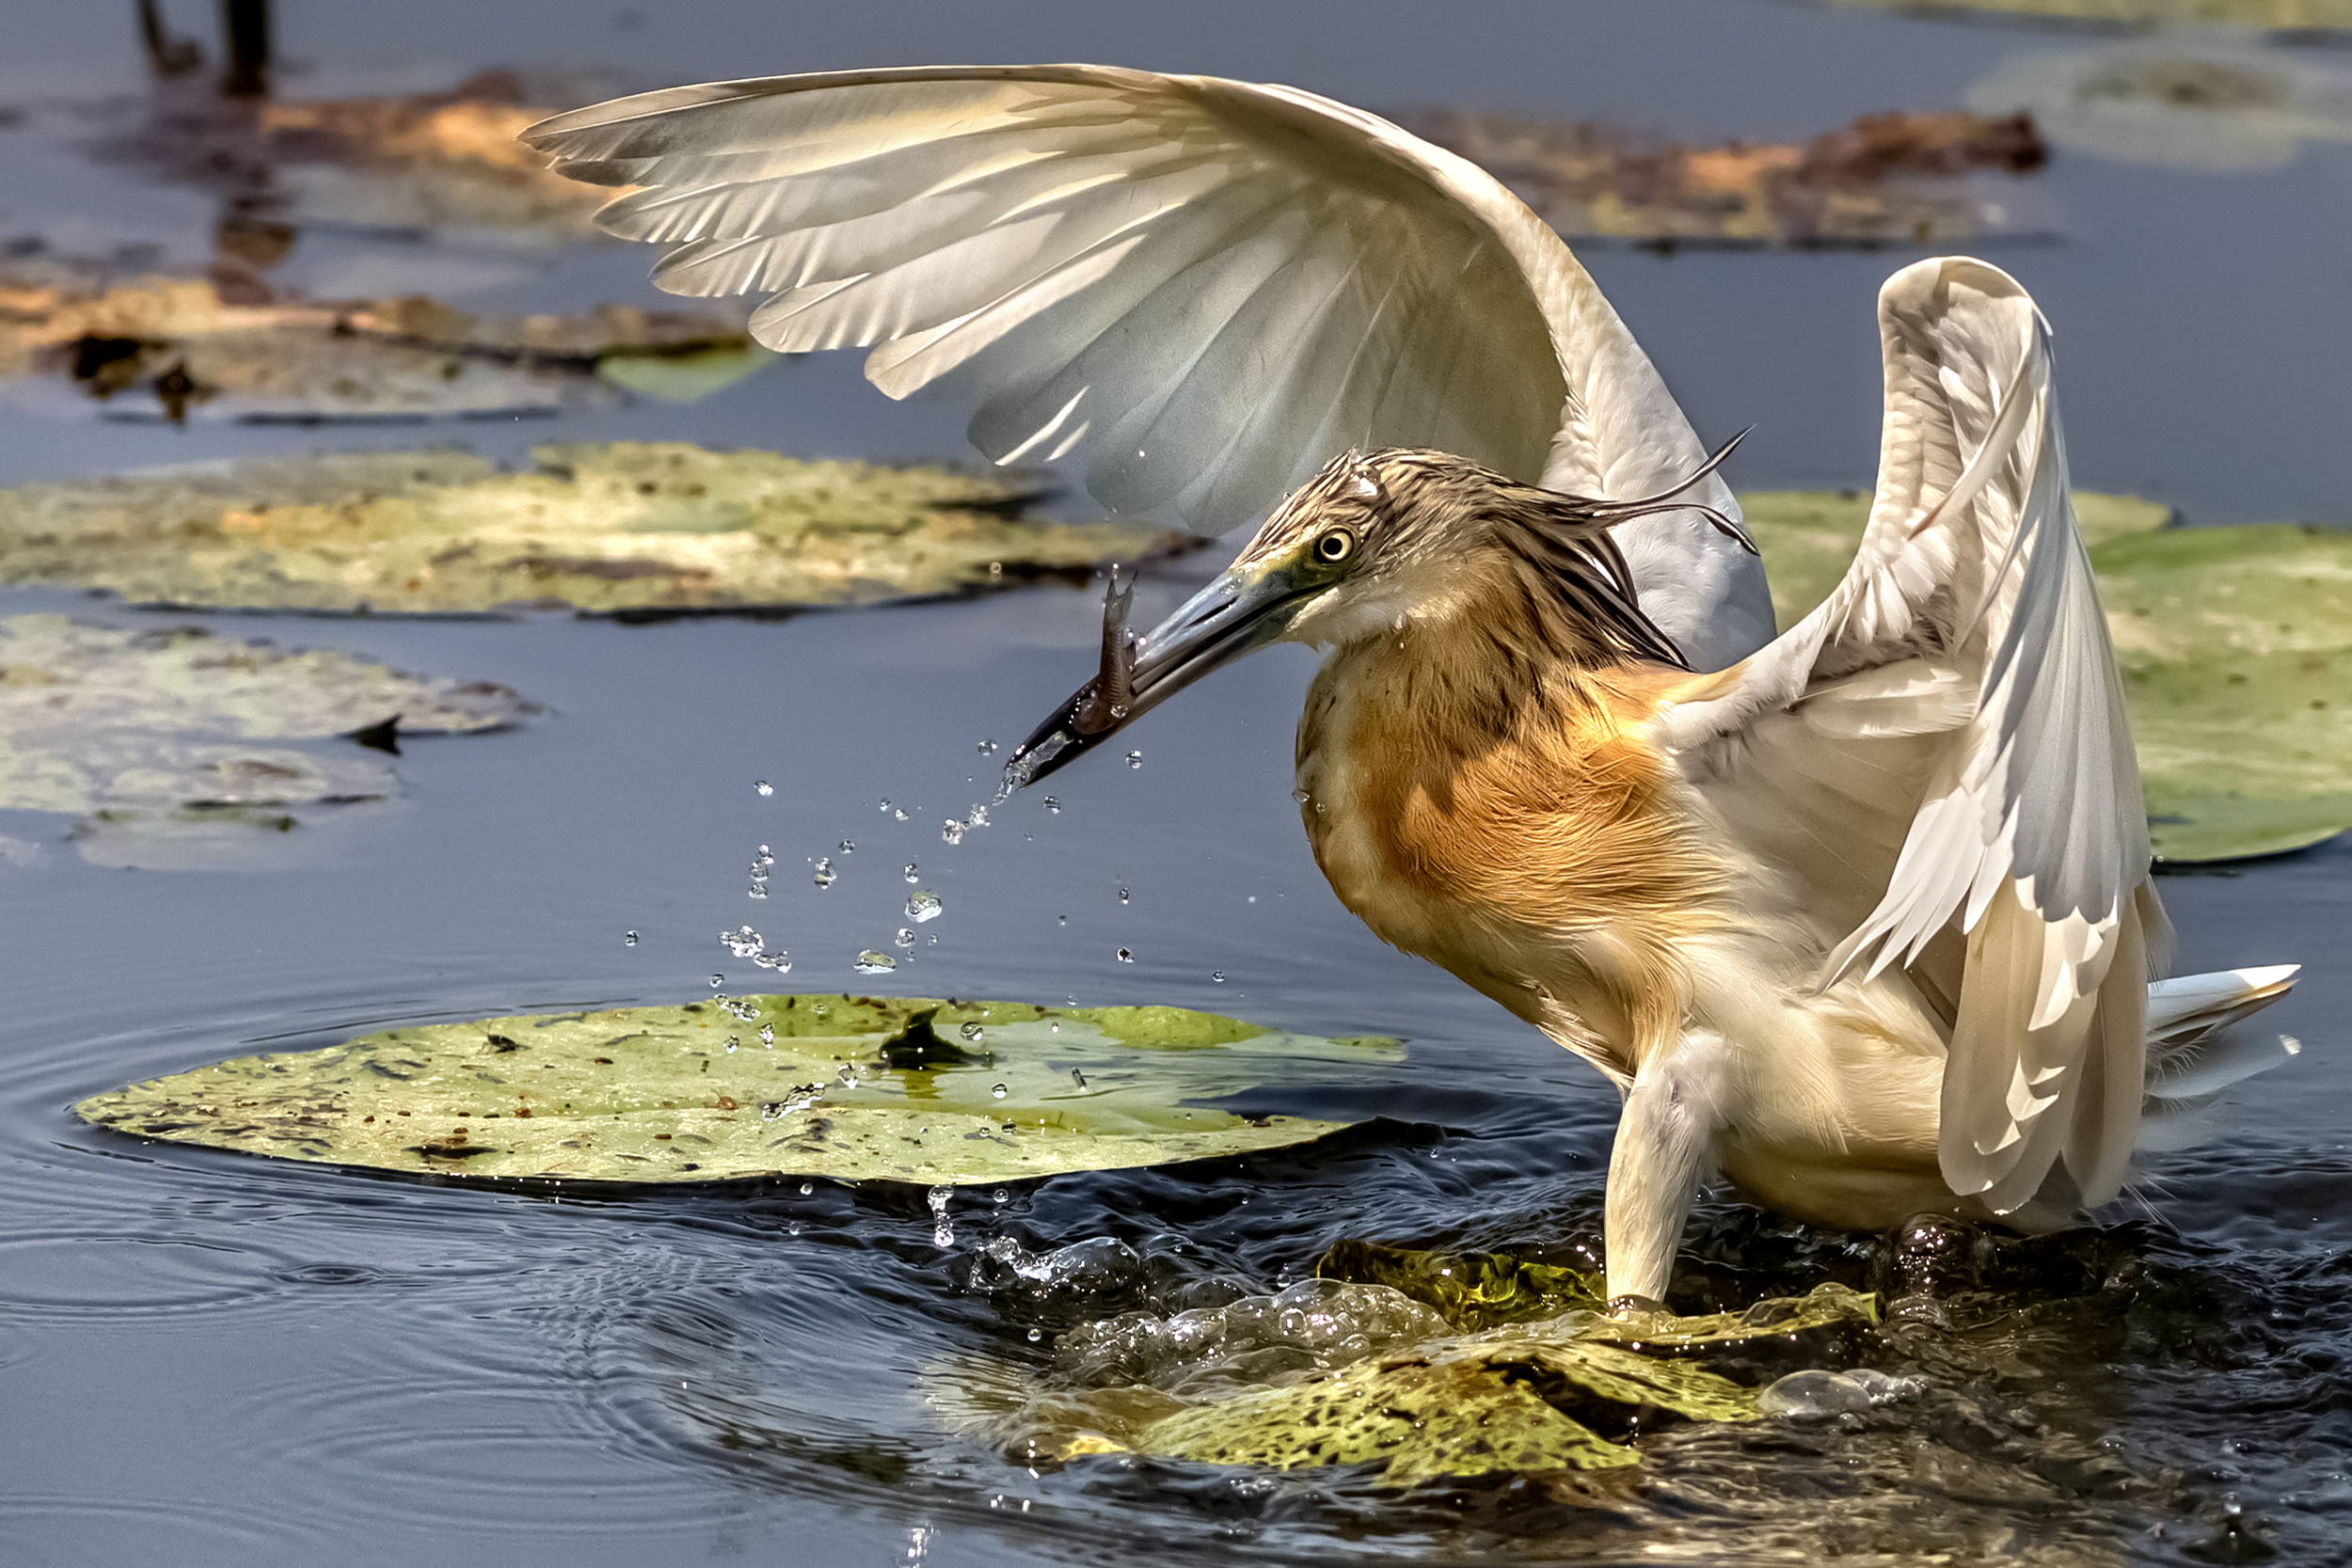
<box><xmin>1402</xmin><ymin>106</ymin><xmax>2056</xmax><ymax>248</ymax></box>
<box><xmin>0</xmin><ymin>443</ymin><xmax>1191</xmax><ymax>615</ymax></box>
<box><xmin>0</xmin><ymin>613</ymin><xmax>530</xmax><ymax>866</ymax></box>
<box><xmin>1971</xmin><ymin>41</ymin><xmax>2352</xmax><ymax>172</ymax></box>
<box><xmin>1742</xmin><ymin>489</ymin><xmax>2352</xmax><ymax>860</ymax></box>
<box><xmin>74</xmin><ymin>994</ymin><xmax>1405</xmax><ymax>1184</ymax></box>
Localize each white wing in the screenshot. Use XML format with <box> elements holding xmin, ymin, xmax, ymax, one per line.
<box><xmin>522</xmin><ymin>65</ymin><xmax>1772</xmax><ymax>669</ymax></box>
<box><xmin>1660</xmin><ymin>256</ymin><xmax>2156</xmax><ymax>1213</ymax></box>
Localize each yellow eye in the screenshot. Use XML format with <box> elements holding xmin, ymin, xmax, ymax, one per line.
<box><xmin>1312</xmin><ymin>530</ymin><xmax>1355</xmax><ymax>565</ymax></box>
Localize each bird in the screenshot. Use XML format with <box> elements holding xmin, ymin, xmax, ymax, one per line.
<box><xmin>525</xmin><ymin>68</ymin><xmax>2300</xmax><ymax>1304</ymax></box>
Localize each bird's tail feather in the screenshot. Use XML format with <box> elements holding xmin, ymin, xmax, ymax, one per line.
<box><xmin>2135</xmin><ymin>964</ymin><xmax>2300</xmax><ymax>1154</ymax></box>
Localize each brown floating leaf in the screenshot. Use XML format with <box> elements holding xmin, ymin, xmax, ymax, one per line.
<box><xmin>1400</xmin><ymin>107</ymin><xmax>2052</xmax><ymax>248</ymax></box>
<box><xmin>0</xmin><ymin>442</ymin><xmax>1195</xmax><ymax>616</ymax></box>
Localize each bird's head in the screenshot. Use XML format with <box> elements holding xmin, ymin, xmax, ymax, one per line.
<box><xmin>1004</xmin><ymin>445</ymin><xmax>1744</xmax><ymax>790</ymax></box>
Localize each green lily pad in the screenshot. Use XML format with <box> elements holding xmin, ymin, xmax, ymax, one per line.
<box><xmin>0</xmin><ymin>613</ymin><xmax>531</xmax><ymax>867</ymax></box>
<box><xmin>0</xmin><ymin>442</ymin><xmax>1192</xmax><ymax>615</ymax></box>
<box><xmin>1313</xmin><ymin>1237</ymin><xmax>1606</xmax><ymax>1329</ymax></box>
<box><xmin>73</xmin><ymin>993</ymin><xmax>1401</xmax><ymax>1185</ymax></box>
<box><xmin>1740</xmin><ymin>489</ymin><xmax>2352</xmax><ymax>862</ymax></box>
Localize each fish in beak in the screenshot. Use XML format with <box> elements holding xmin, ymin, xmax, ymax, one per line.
<box><xmin>1003</xmin><ymin>557</ymin><xmax>1321</xmax><ymax>792</ymax></box>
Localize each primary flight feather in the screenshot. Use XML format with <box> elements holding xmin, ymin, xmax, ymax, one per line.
<box><xmin>527</xmin><ymin>70</ymin><xmax>2297</xmax><ymax>1301</ymax></box>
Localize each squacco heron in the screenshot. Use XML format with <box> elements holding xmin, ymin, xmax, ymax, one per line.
<box><xmin>527</xmin><ymin>67</ymin><xmax>2299</xmax><ymax>1302</ymax></box>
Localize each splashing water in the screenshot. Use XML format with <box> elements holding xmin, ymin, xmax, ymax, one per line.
<box><xmin>812</xmin><ymin>856</ymin><xmax>836</xmax><ymax>889</ymax></box>
<box><xmin>929</xmin><ymin>1185</ymin><xmax>954</xmax><ymax>1248</ymax></box>
<box><xmin>759</xmin><ymin>1024</ymin><xmax>774</xmax><ymax>1049</ymax></box>
<box><xmin>907</xmin><ymin>890</ymin><xmax>942</xmax><ymax>923</ymax></box>
<box><xmin>725</xmin><ymin>1036</ymin><xmax>739</xmax><ymax>1054</ymax></box>
<box><xmin>941</xmin><ymin>818</ymin><xmax>965</xmax><ymax>847</ymax></box>
<box><xmin>720</xmin><ymin>926</ymin><xmax>764</xmax><ymax>958</ymax></box>
<box><xmin>755</xmin><ymin>781</ymin><xmax>773</xmax><ymax>797</ymax></box>
<box><xmin>966</xmin><ymin>804</ymin><xmax>992</xmax><ymax>831</ymax></box>
<box><xmin>853</xmin><ymin>950</ymin><xmax>897</xmax><ymax>975</ymax></box>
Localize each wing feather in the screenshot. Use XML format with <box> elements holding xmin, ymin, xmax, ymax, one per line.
<box><xmin>1661</xmin><ymin>256</ymin><xmax>2155</xmax><ymax>1212</ymax></box>
<box><xmin>523</xmin><ymin>64</ymin><xmax>1773</xmax><ymax>666</ymax></box>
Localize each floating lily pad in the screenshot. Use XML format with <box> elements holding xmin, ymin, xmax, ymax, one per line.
<box><xmin>0</xmin><ymin>443</ymin><xmax>1192</xmax><ymax>615</ymax></box>
<box><xmin>73</xmin><ymin>993</ymin><xmax>1401</xmax><ymax>1184</ymax></box>
<box><xmin>1740</xmin><ymin>489</ymin><xmax>2351</xmax><ymax>861</ymax></box>
<box><xmin>1832</xmin><ymin>0</ymin><xmax>2352</xmax><ymax>37</ymax></box>
<box><xmin>1313</xmin><ymin>1237</ymin><xmax>1606</xmax><ymax>1329</ymax></box>
<box><xmin>1403</xmin><ymin>107</ymin><xmax>2053</xmax><ymax>248</ymax></box>
<box><xmin>0</xmin><ymin>613</ymin><xmax>530</xmax><ymax>866</ymax></box>
<box><xmin>1970</xmin><ymin>42</ymin><xmax>2352</xmax><ymax>173</ymax></box>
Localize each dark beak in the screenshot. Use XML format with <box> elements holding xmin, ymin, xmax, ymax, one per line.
<box><xmin>1003</xmin><ymin>558</ymin><xmax>1320</xmax><ymax>791</ymax></box>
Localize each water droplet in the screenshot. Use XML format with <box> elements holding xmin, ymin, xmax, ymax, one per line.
<box><xmin>929</xmin><ymin>1184</ymin><xmax>954</xmax><ymax>1248</ymax></box>
<box><xmin>991</xmin><ymin>1083</ymin><xmax>1009</xmax><ymax>1099</ymax></box>
<box><xmin>894</xmin><ymin>927</ymin><xmax>916</xmax><ymax>948</ymax></box>
<box><xmin>1314</xmin><ymin>800</ymin><xmax>1327</xmax><ymax>815</ymax></box>
<box><xmin>903</xmin><ymin>862</ymin><xmax>918</xmax><ymax>883</ymax></box>
<box><xmin>1125</xmin><ymin>751</ymin><xmax>1142</xmax><ymax>768</ymax></box>
<box><xmin>993</xmin><ymin>1187</ymin><xmax>1009</xmax><ymax>1204</ymax></box>
<box><xmin>1050</xmin><ymin>1022</ymin><xmax>1059</xmax><ymax>1034</ymax></box>
<box><xmin>941</xmin><ymin>818</ymin><xmax>965</xmax><ymax>846</ymax></box>
<box><xmin>755</xmin><ymin>781</ymin><xmax>773</xmax><ymax>797</ymax></box>
<box><xmin>814</xmin><ymin>1004</ymin><xmax>827</xmax><ymax>1016</ymax></box>
<box><xmin>709</xmin><ymin>974</ymin><xmax>723</xmax><ymax>989</ymax></box>
<box><xmin>1070</xmin><ymin>1068</ymin><xmax>1087</xmax><ymax>1088</ymax></box>
<box><xmin>1247</xmin><ymin>895</ymin><xmax>1257</xmax><ymax>904</ymax></box>
<box><xmin>720</xmin><ymin>925</ymin><xmax>765</xmax><ymax>958</ymax></box>
<box><xmin>1042</xmin><ymin>796</ymin><xmax>1060</xmax><ymax>814</ymax></box>
<box><xmin>1119</xmin><ymin>887</ymin><xmax>1129</xmax><ymax>905</ymax></box>
<box><xmin>1292</xmin><ymin>787</ymin><xmax>1311</xmax><ymax>804</ymax></box>
<box><xmin>878</xmin><ymin>799</ymin><xmax>891</xmax><ymax>813</ymax></box>
<box><xmin>725</xmin><ymin>1036</ymin><xmax>739</xmax><ymax>1054</ymax></box>
<box><xmin>799</xmin><ymin>1180</ymin><xmax>814</xmax><ymax>1196</ymax></box>
<box><xmin>759</xmin><ymin>1025</ymin><xmax>774</xmax><ymax>1048</ymax></box>
<box><xmin>1759</xmin><ymin>1370</ymin><xmax>1877</xmax><ymax>1419</ymax></box>
<box><xmin>1212</xmin><ymin>971</ymin><xmax>1227</xmax><ymax>983</ymax></box>
<box><xmin>906</xmin><ymin>890</ymin><xmax>943</xmax><ymax>924</ymax></box>
<box><xmin>1057</xmin><ymin>914</ymin><xmax>1067</xmax><ymax>926</ymax></box>
<box><xmin>1025</xmin><ymin>1327</ymin><xmax>1042</xmax><ymax>1343</ymax></box>
<box><xmin>624</xmin><ymin>930</ymin><xmax>638</xmax><ymax>946</ymax></box>
<box><xmin>756</xmin><ymin>845</ymin><xmax>773</xmax><ymax>863</ymax></box>
<box><xmin>853</xmin><ymin>949</ymin><xmax>897</xmax><ymax>974</ymax></box>
<box><xmin>977</xmin><ymin>738</ymin><xmax>997</xmax><ymax>755</ymax></box>
<box><xmin>960</xmin><ymin>1022</ymin><xmax>984</xmax><ymax>1042</ymax></box>
<box><xmin>812</xmin><ymin>856</ymin><xmax>836</xmax><ymax>889</ymax></box>
<box><xmin>966</xmin><ymin>804</ymin><xmax>991</xmax><ymax>830</ymax></box>
<box><xmin>894</xmin><ymin>809</ymin><xmax>907</xmax><ymax>821</ymax></box>
<box><xmin>787</xmin><ymin>1220</ymin><xmax>803</xmax><ymax>1236</ymax></box>
<box><xmin>747</xmin><ymin>886</ymin><xmax>769</xmax><ymax>899</ymax></box>
<box><xmin>1116</xmin><ymin>947</ymin><xmax>1134</xmax><ymax>962</ymax></box>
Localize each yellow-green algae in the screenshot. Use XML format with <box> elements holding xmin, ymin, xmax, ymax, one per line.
<box><xmin>73</xmin><ymin>993</ymin><xmax>1400</xmax><ymax>1185</ymax></box>
<box><xmin>1740</xmin><ymin>488</ymin><xmax>2352</xmax><ymax>861</ymax></box>
<box><xmin>0</xmin><ymin>442</ymin><xmax>1192</xmax><ymax>615</ymax></box>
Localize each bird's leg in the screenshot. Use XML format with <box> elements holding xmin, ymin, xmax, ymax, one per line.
<box><xmin>1602</xmin><ymin>1027</ymin><xmax>1727</xmax><ymax>1307</ymax></box>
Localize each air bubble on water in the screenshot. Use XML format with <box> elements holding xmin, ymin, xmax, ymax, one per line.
<box><xmin>812</xmin><ymin>856</ymin><xmax>836</xmax><ymax>889</ymax></box>
<box><xmin>799</xmin><ymin>1180</ymin><xmax>814</xmax><ymax>1196</ymax></box>
<box><xmin>1758</xmin><ymin>1370</ymin><xmax>1878</xmax><ymax>1419</ymax></box>
<box><xmin>929</xmin><ymin>1184</ymin><xmax>954</xmax><ymax>1247</ymax></box>
<box><xmin>942</xmin><ymin>818</ymin><xmax>965</xmax><ymax>846</ymax></box>
<box><xmin>960</xmin><ymin>1022</ymin><xmax>984</xmax><ymax>1042</ymax></box>
<box><xmin>1212</xmin><ymin>971</ymin><xmax>1227</xmax><ymax>983</ymax></box>
<box><xmin>993</xmin><ymin>1187</ymin><xmax>1009</xmax><ymax>1204</ymax></box>
<box><xmin>992</xmin><ymin>1083</ymin><xmax>1009</xmax><ymax>1099</ymax></box>
<box><xmin>907</xmin><ymin>890</ymin><xmax>943</xmax><ymax>924</ymax></box>
<box><xmin>1026</xmin><ymin>1327</ymin><xmax>1042</xmax><ymax>1343</ymax></box>
<box><xmin>903</xmin><ymin>862</ymin><xmax>919</xmax><ymax>883</ymax></box>
<box><xmin>725</xmin><ymin>1036</ymin><xmax>739</xmax><ymax>1054</ymax></box>
<box><xmin>709</xmin><ymin>974</ymin><xmax>724</xmax><ymax>989</ymax></box>
<box><xmin>1070</xmin><ymin>1068</ymin><xmax>1087</xmax><ymax>1088</ymax></box>
<box><xmin>759</xmin><ymin>1025</ymin><xmax>775</xmax><ymax>1048</ymax></box>
<box><xmin>755</xmin><ymin>781</ymin><xmax>773</xmax><ymax>797</ymax></box>
<box><xmin>1116</xmin><ymin>948</ymin><xmax>1134</xmax><ymax>962</ymax></box>
<box><xmin>1125</xmin><ymin>751</ymin><xmax>1142</xmax><ymax>768</ymax></box>
<box><xmin>853</xmin><ymin>949</ymin><xmax>897</xmax><ymax>974</ymax></box>
<box><xmin>1042</xmin><ymin>796</ymin><xmax>1059</xmax><ymax>814</ymax></box>
<box><xmin>895</xmin><ymin>927</ymin><xmax>916</xmax><ymax>948</ymax></box>
<box><xmin>977</xmin><ymin>738</ymin><xmax>997</xmax><ymax>755</ymax></box>
<box><xmin>624</xmin><ymin>930</ymin><xmax>638</xmax><ymax>946</ymax></box>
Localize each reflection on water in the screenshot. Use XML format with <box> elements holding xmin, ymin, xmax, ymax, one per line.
<box><xmin>0</xmin><ymin>0</ymin><xmax>2348</xmax><ymax>1563</ymax></box>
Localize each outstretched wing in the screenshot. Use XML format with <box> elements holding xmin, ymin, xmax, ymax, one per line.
<box><xmin>1660</xmin><ymin>256</ymin><xmax>2156</xmax><ymax>1212</ymax></box>
<box><xmin>522</xmin><ymin>65</ymin><xmax>1772</xmax><ymax>668</ymax></box>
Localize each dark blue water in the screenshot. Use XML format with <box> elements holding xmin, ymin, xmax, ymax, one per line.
<box><xmin>3</xmin><ymin>5</ymin><xmax>2349</xmax><ymax>1564</ymax></box>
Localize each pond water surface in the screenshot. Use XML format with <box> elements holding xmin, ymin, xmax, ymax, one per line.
<box><xmin>3</xmin><ymin>4</ymin><xmax>2350</xmax><ymax>1565</ymax></box>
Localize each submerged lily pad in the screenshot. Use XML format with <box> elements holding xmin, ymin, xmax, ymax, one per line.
<box><xmin>1740</xmin><ymin>489</ymin><xmax>2352</xmax><ymax>861</ymax></box>
<box><xmin>73</xmin><ymin>993</ymin><xmax>1401</xmax><ymax>1184</ymax></box>
<box><xmin>0</xmin><ymin>443</ymin><xmax>1192</xmax><ymax>615</ymax></box>
<box><xmin>0</xmin><ymin>613</ymin><xmax>530</xmax><ymax>866</ymax></box>
<box><xmin>1314</xmin><ymin>1237</ymin><xmax>1607</xmax><ymax>1329</ymax></box>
